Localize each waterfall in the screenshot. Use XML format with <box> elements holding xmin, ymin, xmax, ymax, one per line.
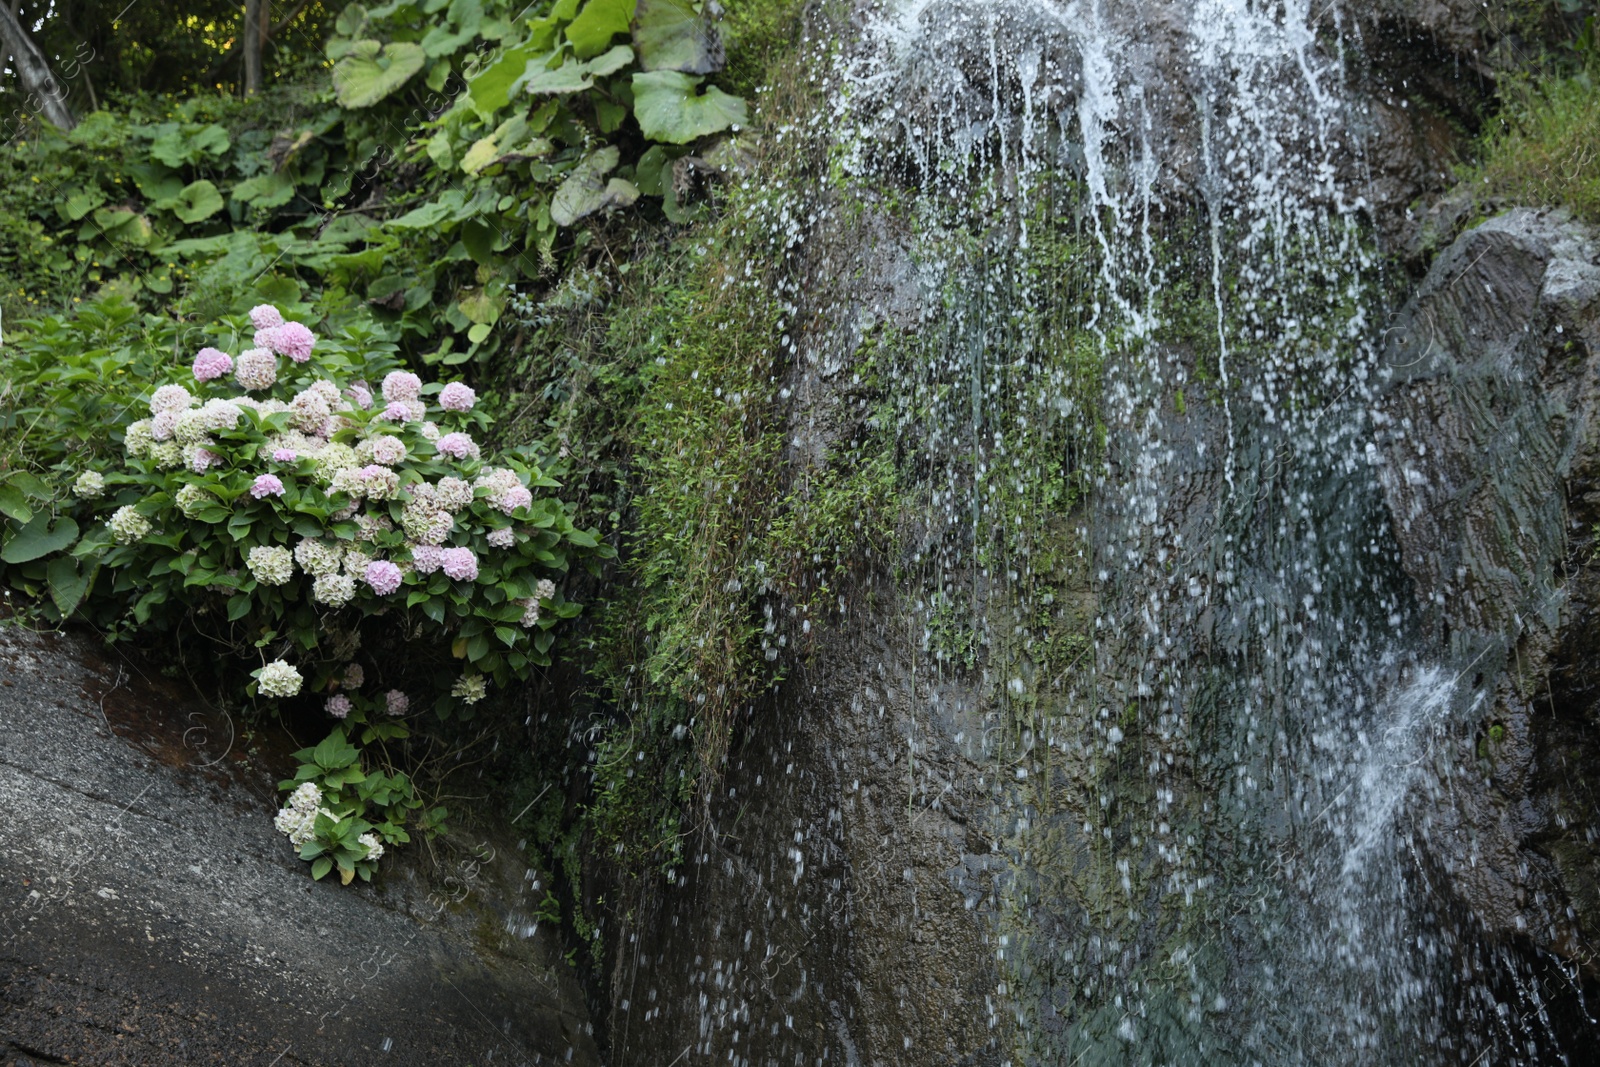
<box><xmin>816</xmin><ymin>1</ymin><xmax>1571</xmax><ymax>1062</ymax></box>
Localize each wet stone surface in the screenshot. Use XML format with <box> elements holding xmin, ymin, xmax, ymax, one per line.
<box><xmin>0</xmin><ymin>624</ymin><xmax>596</xmax><ymax>1066</ymax></box>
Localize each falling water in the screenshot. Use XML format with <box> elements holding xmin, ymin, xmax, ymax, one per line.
<box><xmin>815</xmin><ymin>0</ymin><xmax>1567</xmax><ymax>1063</ymax></box>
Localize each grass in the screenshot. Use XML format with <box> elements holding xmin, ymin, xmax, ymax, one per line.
<box><xmin>1469</xmin><ymin>60</ymin><xmax>1600</xmax><ymax>223</ymax></box>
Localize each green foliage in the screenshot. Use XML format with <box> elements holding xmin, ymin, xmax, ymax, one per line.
<box><xmin>1468</xmin><ymin>51</ymin><xmax>1600</xmax><ymax>223</ymax></box>
<box><xmin>277</xmin><ymin>708</ymin><xmax>442</xmax><ymax>885</ymax></box>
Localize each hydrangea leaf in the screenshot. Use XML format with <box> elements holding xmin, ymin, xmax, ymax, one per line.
<box><xmin>333</xmin><ymin>40</ymin><xmax>427</xmax><ymax>108</ymax></box>
<box><xmin>632</xmin><ymin>0</ymin><xmax>724</xmax><ymax>74</ymax></box>
<box><xmin>566</xmin><ymin>0</ymin><xmax>635</xmax><ymax>58</ymax></box>
<box><xmin>631</xmin><ymin>71</ymin><xmax>747</xmax><ymax>145</ymax></box>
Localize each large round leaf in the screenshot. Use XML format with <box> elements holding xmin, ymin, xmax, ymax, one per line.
<box><xmin>333</xmin><ymin>40</ymin><xmax>427</xmax><ymax>108</ymax></box>
<box><xmin>632</xmin><ymin>0</ymin><xmax>724</xmax><ymax>74</ymax></box>
<box><xmin>631</xmin><ymin>71</ymin><xmax>747</xmax><ymax>145</ymax></box>
<box><xmin>566</xmin><ymin>0</ymin><xmax>635</xmax><ymax>58</ymax></box>
<box><xmin>170</xmin><ymin>180</ymin><xmax>225</xmax><ymax>223</ymax></box>
<box><xmin>551</xmin><ymin>146</ymin><xmax>639</xmax><ymax>226</ymax></box>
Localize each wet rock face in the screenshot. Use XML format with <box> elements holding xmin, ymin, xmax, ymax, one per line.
<box><xmin>1378</xmin><ymin>208</ymin><xmax>1600</xmax><ymax>974</ymax></box>
<box><xmin>0</xmin><ymin>626</ymin><xmax>597</xmax><ymax>1067</ymax></box>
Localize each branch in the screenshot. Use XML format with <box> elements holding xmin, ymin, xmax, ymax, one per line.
<box><xmin>202</xmin><ymin>0</ymin><xmax>316</xmax><ymax>85</ymax></box>
<box><xmin>0</xmin><ymin>3</ymin><xmax>74</xmax><ymax>129</ymax></box>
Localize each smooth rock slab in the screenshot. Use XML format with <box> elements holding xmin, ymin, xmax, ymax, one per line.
<box><xmin>0</xmin><ymin>624</ymin><xmax>597</xmax><ymax>1066</ymax></box>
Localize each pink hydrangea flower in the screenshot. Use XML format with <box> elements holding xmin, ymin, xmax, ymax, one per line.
<box><xmin>346</xmin><ymin>382</ymin><xmax>374</xmax><ymax>409</ymax></box>
<box><xmin>250</xmin><ymin>474</ymin><xmax>286</xmax><ymax>499</ymax></box>
<box><xmin>326</xmin><ymin>694</ymin><xmax>352</xmax><ymax>719</ymax></box>
<box><xmin>364</xmin><ymin>560</ymin><xmax>403</xmax><ymax>596</ymax></box>
<box><xmin>435</xmin><ymin>432</ymin><xmax>480</xmax><ymax>461</ymax></box>
<box><xmin>151</xmin><ymin>410</ymin><xmax>180</xmax><ymax>441</ymax></box>
<box><xmin>192</xmin><ymin>347</ymin><xmax>233</xmax><ymax>382</ymax></box>
<box><xmin>249</xmin><ymin>305</ymin><xmax>284</xmax><ymax>330</ymax></box>
<box><xmin>188</xmin><ymin>448</ymin><xmax>222</xmax><ymax>474</ymax></box>
<box><xmin>439</xmin><ymin>382</ymin><xmax>476</xmax><ymax>412</ymax></box>
<box><xmin>440</xmin><ymin>547</ymin><xmax>478</xmax><ymax>582</ymax></box>
<box><xmin>486</xmin><ymin>527</ymin><xmax>516</xmax><ymax>548</ymax></box>
<box><xmin>410</xmin><ymin>544</ymin><xmax>444</xmax><ymax>574</ymax></box>
<box><xmin>378</xmin><ymin>402</ymin><xmax>413</xmax><ymax>423</ymax></box>
<box><xmin>381</xmin><ymin>371</ymin><xmax>422</xmax><ymax>402</ymax></box>
<box><xmin>150</xmin><ymin>384</ymin><xmax>195</xmax><ymax>413</ymax></box>
<box><xmin>259</xmin><ymin>321</ymin><xmax>316</xmax><ymax>363</ymax></box>
<box><xmin>385</xmin><ymin>689</ymin><xmax>409</xmax><ymax>716</ymax></box>
<box><xmin>491</xmin><ymin>485</ymin><xmax>533</xmax><ymax>515</ymax></box>
<box><xmin>272</xmin><ymin>449</ymin><xmax>297</xmax><ymax>462</ymax></box>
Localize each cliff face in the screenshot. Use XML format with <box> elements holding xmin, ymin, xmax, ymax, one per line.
<box><xmin>1377</xmin><ymin>207</ymin><xmax>1600</xmax><ymax>984</ymax></box>
<box><xmin>599</xmin><ymin>4</ymin><xmax>1600</xmax><ymax>1066</ymax></box>
<box><xmin>0</xmin><ymin>625</ymin><xmax>596</xmax><ymax>1067</ymax></box>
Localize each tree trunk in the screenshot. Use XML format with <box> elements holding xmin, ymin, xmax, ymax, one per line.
<box><xmin>242</xmin><ymin>0</ymin><xmax>266</xmax><ymax>95</ymax></box>
<box><xmin>0</xmin><ymin>3</ymin><xmax>75</xmax><ymax>130</ymax></box>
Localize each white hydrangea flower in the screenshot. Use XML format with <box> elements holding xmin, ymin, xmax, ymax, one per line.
<box><xmin>294</xmin><ymin>538</ymin><xmax>342</xmax><ymax>576</ymax></box>
<box><xmin>341</xmin><ymin>547</ymin><xmax>371</xmax><ymax>578</ymax></box>
<box><xmin>359</xmin><ymin>833</ymin><xmax>384</xmax><ymax>861</ymax></box>
<box><xmin>72</xmin><ymin>471</ymin><xmax>105</xmax><ymax>498</ymax></box>
<box><xmin>175</xmin><ymin>483</ymin><xmax>218</xmax><ymax>518</ymax></box>
<box><xmin>329</xmin><ymin>467</ymin><xmax>367</xmax><ymax>499</ymax></box>
<box><xmin>355</xmin><ymin>513</ymin><xmax>394</xmax><ymax>542</ymax></box>
<box><xmin>486</xmin><ymin>527</ymin><xmax>515</xmax><ymax>549</ymax></box>
<box><xmin>257</xmin><ymin>659</ymin><xmax>303</xmax><ymax>698</ymax></box>
<box><xmin>451</xmin><ymin>673</ymin><xmax>487</xmax><ymax>704</ymax></box>
<box><xmin>198</xmin><ymin>397</ymin><xmax>242</xmax><ymax>432</ymax></box>
<box><xmin>313</xmin><ymin>443</ymin><xmax>360</xmax><ymax>484</ymax></box>
<box><xmin>357</xmin><ymin>434</ymin><xmax>407</xmax><ymax>467</ymax></box>
<box><xmin>274</xmin><ymin>805</ymin><xmax>317</xmax><ymax>846</ymax></box>
<box><xmin>124</xmin><ymin>420</ymin><xmax>154</xmax><ymax>458</ymax></box>
<box><xmin>535</xmin><ymin>578</ymin><xmax>557</xmax><ymax>601</ymax></box>
<box><xmin>518</xmin><ymin>598</ymin><xmax>541</xmax><ymax>628</ymax></box>
<box><xmin>149</xmin><ymin>442</ymin><xmax>184</xmax><ymax>470</ymax></box>
<box><xmin>288</xmin><ymin>781</ymin><xmax>322</xmax><ymax>810</ymax></box>
<box><xmin>149</xmin><ymin>384</ymin><xmax>195</xmax><ymax>414</ymax></box>
<box><xmin>312</xmin><ymin>573</ymin><xmax>357</xmax><ymax>607</ymax></box>
<box><xmin>108</xmin><ymin>506</ymin><xmax>151</xmax><ymax>544</ymax></box>
<box><xmin>246</xmin><ymin>545</ymin><xmax>294</xmax><ymax>585</ymax></box>
<box><xmin>435</xmin><ymin>477</ymin><xmax>474</xmax><ymax>512</ymax></box>
<box><xmin>289</xmin><ymin>391</ymin><xmax>332</xmax><ymax>434</ymax></box>
<box><xmin>234</xmin><ymin>348</ymin><xmax>277</xmax><ymax>391</ymax></box>
<box><xmin>173</xmin><ymin>409</ymin><xmax>211</xmax><ymax>445</ymax></box>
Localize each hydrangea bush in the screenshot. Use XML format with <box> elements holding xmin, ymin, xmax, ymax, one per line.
<box><xmin>62</xmin><ymin>305</ymin><xmax>601</xmax><ymax>881</ymax></box>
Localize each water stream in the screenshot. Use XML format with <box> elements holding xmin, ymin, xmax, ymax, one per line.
<box><xmin>816</xmin><ymin>0</ymin><xmax>1563</xmax><ymax>1062</ymax></box>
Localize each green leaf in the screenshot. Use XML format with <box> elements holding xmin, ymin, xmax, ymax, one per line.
<box><xmin>231</xmin><ymin>171</ymin><xmax>296</xmax><ymax>208</ymax></box>
<box><xmin>227</xmin><ymin>593</ymin><xmax>253</xmax><ymax>621</ymax></box>
<box><xmin>314</xmin><ymin>731</ymin><xmax>360</xmax><ymax>770</ymax></box>
<box><xmin>312</xmin><ymin>856</ymin><xmax>334</xmax><ymax>880</ymax></box>
<box><xmin>60</xmin><ymin>189</ymin><xmax>106</xmax><ymax>222</ymax></box>
<box><xmin>2</xmin><ymin>513</ymin><xmax>79</xmax><ymax>564</ymax></box>
<box><xmin>519</xmin><ymin>57</ymin><xmax>594</xmax><ymax>95</ymax></box>
<box><xmin>459</xmin><ymin>135</ymin><xmax>502</xmax><ymax>175</ymax></box>
<box><xmin>169</xmin><ymin>180</ymin><xmax>225</xmax><ymax>223</ymax></box>
<box><xmin>466</xmin><ymin>40</ymin><xmax>541</xmax><ymax>118</ymax></box>
<box><xmin>566</xmin><ymin>0</ymin><xmax>635</xmax><ymax>58</ymax></box>
<box><xmin>631</xmin><ymin>71</ymin><xmax>747</xmax><ymax>144</ymax></box>
<box><xmin>494</xmin><ymin>625</ymin><xmax>519</xmax><ymax>648</ymax></box>
<box><xmin>0</xmin><ymin>485</ymin><xmax>32</xmax><ymax>523</ymax></box>
<box><xmin>461</xmin><ymin>218</ymin><xmax>497</xmax><ymax>263</ymax></box>
<box><xmin>550</xmin><ymin>146</ymin><xmax>639</xmax><ymax>226</ymax></box>
<box><xmin>47</xmin><ymin>556</ymin><xmax>94</xmax><ymax>616</ymax></box>
<box><xmin>587</xmin><ymin>43</ymin><xmax>634</xmax><ymax>77</ymax></box>
<box><xmin>333</xmin><ymin>40</ymin><xmax>427</xmax><ymax>108</ymax></box>
<box><xmin>632</xmin><ymin>0</ymin><xmax>724</xmax><ymax>74</ymax></box>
